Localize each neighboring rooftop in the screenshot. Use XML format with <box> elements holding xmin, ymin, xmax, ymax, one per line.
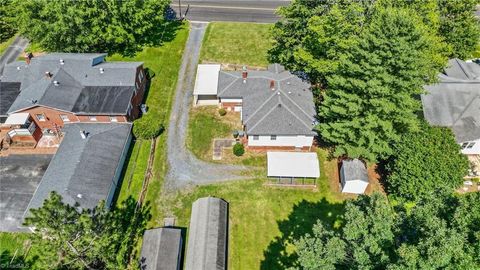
<box><xmin>194</xmin><ymin>64</ymin><xmax>221</xmax><ymax>95</ymax></box>
<box><xmin>185</xmin><ymin>197</ymin><xmax>228</xmax><ymax>270</ymax></box>
<box><xmin>217</xmin><ymin>65</ymin><xmax>316</xmax><ymax>136</ymax></box>
<box><xmin>341</xmin><ymin>159</ymin><xmax>369</xmax><ymax>183</ymax></box>
<box><xmin>421</xmin><ymin>58</ymin><xmax>480</xmax><ymax>142</ymax></box>
<box><xmin>140</xmin><ymin>227</ymin><xmax>183</xmax><ymax>270</ymax></box>
<box><xmin>0</xmin><ymin>82</ymin><xmax>21</xmax><ymax>117</ymax></box>
<box><xmin>24</xmin><ymin>122</ymin><xmax>132</xmax><ymax>215</ymax></box>
<box><xmin>0</xmin><ymin>53</ymin><xmax>142</xmax><ymax>115</ymax></box>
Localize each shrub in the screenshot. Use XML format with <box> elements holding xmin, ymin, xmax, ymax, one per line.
<box><xmin>218</xmin><ymin>108</ymin><xmax>227</xmax><ymax>116</ymax></box>
<box><xmin>233</xmin><ymin>143</ymin><xmax>245</xmax><ymax>156</ymax></box>
<box><xmin>132</xmin><ymin>116</ymin><xmax>164</xmax><ymax>139</ymax></box>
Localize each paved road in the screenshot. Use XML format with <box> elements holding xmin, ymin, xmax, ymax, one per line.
<box><xmin>170</xmin><ymin>0</ymin><xmax>289</xmax><ymax>23</ymax></box>
<box><xmin>165</xmin><ymin>22</ymin><xmax>247</xmax><ymax>190</ymax></box>
<box><xmin>0</xmin><ymin>36</ymin><xmax>28</xmax><ymax>75</ymax></box>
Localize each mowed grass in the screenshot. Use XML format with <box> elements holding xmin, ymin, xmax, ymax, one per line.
<box><xmin>0</xmin><ymin>35</ymin><xmax>17</xmax><ymax>55</ymax></box>
<box><xmin>112</xmin><ymin>22</ymin><xmax>190</xmax><ymax>228</ymax></box>
<box><xmin>200</xmin><ymin>22</ymin><xmax>272</xmax><ymax>67</ymax></box>
<box><xmin>159</xmin><ymin>148</ymin><xmax>345</xmax><ymax>270</ymax></box>
<box><xmin>0</xmin><ymin>232</ymin><xmax>43</xmax><ymax>269</ymax></box>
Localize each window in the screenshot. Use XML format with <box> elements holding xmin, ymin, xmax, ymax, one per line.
<box><xmin>135</xmin><ymin>82</ymin><xmax>140</xmax><ymax>92</ymax></box>
<box><xmin>89</xmin><ymin>116</ymin><xmax>97</xmax><ymax>121</ymax></box>
<box><xmin>138</xmin><ymin>70</ymin><xmax>144</xmax><ymax>81</ymax></box>
<box><xmin>127</xmin><ymin>103</ymin><xmax>132</xmax><ymax>116</ymax></box>
<box><xmin>253</xmin><ymin>135</ymin><xmax>259</xmax><ymax>140</ymax></box>
<box><xmin>270</xmin><ymin>135</ymin><xmax>277</xmax><ymax>140</ymax></box>
<box><xmin>110</xmin><ymin>116</ymin><xmax>118</xmax><ymax>122</ymax></box>
<box><xmin>60</xmin><ymin>115</ymin><xmax>70</xmax><ymax>122</ymax></box>
<box><xmin>466</xmin><ymin>142</ymin><xmax>475</xmax><ymax>149</ymax></box>
<box><xmin>36</xmin><ymin>114</ymin><xmax>46</xmax><ymax>121</ymax></box>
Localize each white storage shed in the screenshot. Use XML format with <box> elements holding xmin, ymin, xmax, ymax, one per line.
<box><xmin>340</xmin><ymin>159</ymin><xmax>369</xmax><ymax>194</ymax></box>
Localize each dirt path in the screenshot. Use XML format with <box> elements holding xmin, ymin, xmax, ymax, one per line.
<box><xmin>165</xmin><ymin>22</ymin><xmax>247</xmax><ymax>190</ymax></box>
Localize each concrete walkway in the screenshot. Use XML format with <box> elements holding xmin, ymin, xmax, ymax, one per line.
<box><xmin>0</xmin><ymin>36</ymin><xmax>29</xmax><ymax>75</ymax></box>
<box><xmin>213</xmin><ymin>139</ymin><xmax>236</xmax><ymax>160</ymax></box>
<box><xmin>165</xmin><ymin>22</ymin><xmax>247</xmax><ymax>190</ymax></box>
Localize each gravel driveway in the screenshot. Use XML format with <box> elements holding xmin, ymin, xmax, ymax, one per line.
<box><xmin>165</xmin><ymin>22</ymin><xmax>247</xmax><ymax>190</ymax></box>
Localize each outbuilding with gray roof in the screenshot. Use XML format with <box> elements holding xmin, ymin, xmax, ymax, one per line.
<box><xmin>140</xmin><ymin>227</ymin><xmax>183</xmax><ymax>270</ymax></box>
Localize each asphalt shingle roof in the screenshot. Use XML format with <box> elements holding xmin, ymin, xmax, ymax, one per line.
<box><xmin>185</xmin><ymin>197</ymin><xmax>228</xmax><ymax>270</ymax></box>
<box><xmin>217</xmin><ymin>66</ymin><xmax>316</xmax><ymax>135</ymax></box>
<box><xmin>421</xmin><ymin>59</ymin><xmax>480</xmax><ymax>142</ymax></box>
<box><xmin>341</xmin><ymin>159</ymin><xmax>369</xmax><ymax>183</ymax></box>
<box><xmin>0</xmin><ymin>82</ymin><xmax>21</xmax><ymax>116</ymax></box>
<box><xmin>140</xmin><ymin>227</ymin><xmax>183</xmax><ymax>270</ymax></box>
<box><xmin>1</xmin><ymin>53</ymin><xmax>141</xmax><ymax>114</ymax></box>
<box><xmin>24</xmin><ymin>122</ymin><xmax>132</xmax><ymax>215</ymax></box>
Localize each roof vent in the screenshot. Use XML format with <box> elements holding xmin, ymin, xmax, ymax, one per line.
<box><xmin>77</xmin><ymin>193</ymin><xmax>83</xmax><ymax>199</ymax></box>
<box><xmin>59</xmin><ymin>59</ymin><xmax>64</xmax><ymax>65</ymax></box>
<box><xmin>288</xmin><ymin>91</ymin><xmax>292</xmax><ymax>94</ymax></box>
<box><xmin>16</xmin><ymin>66</ymin><xmax>21</xmax><ymax>70</ymax></box>
<box><xmin>270</xmin><ymin>80</ymin><xmax>275</xmax><ymax>91</ymax></box>
<box><xmin>80</xmin><ymin>130</ymin><xmax>88</xmax><ymax>139</ymax></box>
<box><xmin>45</xmin><ymin>71</ymin><xmax>53</xmax><ymax>78</ymax></box>
<box><xmin>53</xmin><ymin>80</ymin><xmax>59</xmax><ymax>86</ymax></box>
<box><xmin>99</xmin><ymin>67</ymin><xmax>104</xmax><ymax>74</ymax></box>
<box><xmin>30</xmin><ymin>99</ymin><xmax>37</xmax><ymax>104</ymax></box>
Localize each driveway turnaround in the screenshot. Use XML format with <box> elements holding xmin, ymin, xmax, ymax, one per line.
<box><xmin>0</xmin><ymin>154</ymin><xmax>52</xmax><ymax>232</ymax></box>
<box><xmin>165</xmin><ymin>22</ymin><xmax>247</xmax><ymax>190</ymax></box>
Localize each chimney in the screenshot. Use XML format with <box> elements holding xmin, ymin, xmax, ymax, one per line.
<box><xmin>242</xmin><ymin>66</ymin><xmax>248</xmax><ymax>83</ymax></box>
<box><xmin>24</xmin><ymin>52</ymin><xmax>33</xmax><ymax>65</ymax></box>
<box><xmin>80</xmin><ymin>130</ymin><xmax>88</xmax><ymax>139</ymax></box>
<box><xmin>270</xmin><ymin>80</ymin><xmax>275</xmax><ymax>91</ymax></box>
<box><xmin>45</xmin><ymin>71</ymin><xmax>53</xmax><ymax>79</ymax></box>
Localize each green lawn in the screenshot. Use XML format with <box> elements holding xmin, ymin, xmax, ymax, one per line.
<box><xmin>0</xmin><ymin>232</ymin><xmax>44</xmax><ymax>269</ymax></box>
<box><xmin>158</xmin><ymin>148</ymin><xmax>344</xmax><ymax>270</ymax></box>
<box><xmin>200</xmin><ymin>22</ymin><xmax>272</xmax><ymax>68</ymax></box>
<box><xmin>0</xmin><ymin>35</ymin><xmax>17</xmax><ymax>55</ymax></box>
<box><xmin>112</xmin><ymin>22</ymin><xmax>190</xmax><ymax>229</ymax></box>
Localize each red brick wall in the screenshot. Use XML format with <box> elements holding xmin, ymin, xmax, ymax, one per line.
<box><xmin>129</xmin><ymin>66</ymin><xmax>147</xmax><ymax>120</ymax></box>
<box><xmin>221</xmin><ymin>102</ymin><xmax>242</xmax><ymax>111</ymax></box>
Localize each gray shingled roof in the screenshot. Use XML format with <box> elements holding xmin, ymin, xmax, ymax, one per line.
<box><xmin>24</xmin><ymin>122</ymin><xmax>132</xmax><ymax>216</ymax></box>
<box><xmin>1</xmin><ymin>53</ymin><xmax>141</xmax><ymax>114</ymax></box>
<box><xmin>341</xmin><ymin>159</ymin><xmax>368</xmax><ymax>183</ymax></box>
<box><xmin>0</xmin><ymin>82</ymin><xmax>21</xmax><ymax>116</ymax></box>
<box><xmin>185</xmin><ymin>197</ymin><xmax>228</xmax><ymax>270</ymax></box>
<box><xmin>140</xmin><ymin>227</ymin><xmax>183</xmax><ymax>270</ymax></box>
<box><xmin>421</xmin><ymin>59</ymin><xmax>480</xmax><ymax>142</ymax></box>
<box><xmin>217</xmin><ymin>66</ymin><xmax>316</xmax><ymax>136</ymax></box>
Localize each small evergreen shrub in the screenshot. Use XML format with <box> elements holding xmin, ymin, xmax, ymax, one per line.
<box><xmin>233</xmin><ymin>143</ymin><xmax>245</xmax><ymax>156</ymax></box>
<box><xmin>133</xmin><ymin>116</ymin><xmax>164</xmax><ymax>139</ymax></box>
<box><xmin>218</xmin><ymin>108</ymin><xmax>227</xmax><ymax>116</ymax></box>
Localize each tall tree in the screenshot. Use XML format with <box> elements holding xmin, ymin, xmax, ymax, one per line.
<box><xmin>15</xmin><ymin>0</ymin><xmax>170</xmax><ymax>56</ymax></box>
<box><xmin>438</xmin><ymin>0</ymin><xmax>480</xmax><ymax>59</ymax></box>
<box><xmin>0</xmin><ymin>0</ymin><xmax>17</xmax><ymax>42</ymax></box>
<box><xmin>24</xmin><ymin>192</ymin><xmax>150</xmax><ymax>269</ymax></box>
<box><xmin>385</xmin><ymin>124</ymin><xmax>469</xmax><ymax>201</ymax></box>
<box><xmin>294</xmin><ymin>193</ymin><xmax>395</xmax><ymax>269</ymax></box>
<box><xmin>317</xmin><ymin>6</ymin><xmax>447</xmax><ymax>160</ymax></box>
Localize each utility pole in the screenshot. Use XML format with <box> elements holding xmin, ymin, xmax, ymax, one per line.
<box><xmin>178</xmin><ymin>0</ymin><xmax>182</xmax><ymax>19</ymax></box>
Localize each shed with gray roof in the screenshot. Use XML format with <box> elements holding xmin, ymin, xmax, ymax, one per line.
<box><xmin>421</xmin><ymin>58</ymin><xmax>480</xmax><ymax>155</ymax></box>
<box><xmin>24</xmin><ymin>122</ymin><xmax>132</xmax><ymax>216</ymax></box>
<box><xmin>185</xmin><ymin>197</ymin><xmax>228</xmax><ymax>270</ymax></box>
<box><xmin>340</xmin><ymin>159</ymin><xmax>369</xmax><ymax>194</ymax></box>
<box><xmin>140</xmin><ymin>227</ymin><xmax>183</xmax><ymax>270</ymax></box>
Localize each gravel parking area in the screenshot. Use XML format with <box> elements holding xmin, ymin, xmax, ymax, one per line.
<box><xmin>0</xmin><ymin>155</ymin><xmax>52</xmax><ymax>232</ymax></box>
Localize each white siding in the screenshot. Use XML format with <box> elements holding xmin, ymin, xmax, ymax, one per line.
<box><xmin>460</xmin><ymin>138</ymin><xmax>480</xmax><ymax>155</ymax></box>
<box><xmin>221</xmin><ymin>98</ymin><xmax>243</xmax><ymax>103</ymax></box>
<box><xmin>341</xmin><ymin>180</ymin><xmax>368</xmax><ymax>194</ymax></box>
<box><xmin>248</xmin><ymin>135</ymin><xmax>314</xmax><ymax>147</ymax></box>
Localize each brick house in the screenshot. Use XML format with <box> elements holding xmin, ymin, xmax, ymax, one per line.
<box><xmin>0</xmin><ymin>53</ymin><xmax>146</xmax><ymax>147</ymax></box>
<box><xmin>194</xmin><ymin>64</ymin><xmax>317</xmax><ymax>151</ymax></box>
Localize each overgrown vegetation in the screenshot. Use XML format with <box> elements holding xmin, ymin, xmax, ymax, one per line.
<box><xmin>0</xmin><ymin>0</ymin><xmax>16</xmax><ymax>42</ymax></box>
<box><xmin>270</xmin><ymin>0</ymin><xmax>479</xmax><ymax>161</ymax></box>
<box><xmin>15</xmin><ymin>0</ymin><xmax>171</xmax><ymax>56</ymax></box>
<box><xmin>385</xmin><ymin>124</ymin><xmax>469</xmax><ymax>201</ymax></box>
<box><xmin>200</xmin><ymin>22</ymin><xmax>272</xmax><ymax>67</ymax></box>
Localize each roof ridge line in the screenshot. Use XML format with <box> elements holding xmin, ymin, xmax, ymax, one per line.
<box><xmin>243</xmin><ymin>91</ymin><xmax>278</xmax><ymax>124</ymax></box>
<box><xmin>246</xmin><ymin>100</ymin><xmax>282</xmax><ymax>133</ymax></box>
<box><xmin>278</xmin><ymin>87</ymin><xmax>315</xmax><ymax>123</ymax></box>
<box><xmin>451</xmin><ymin>94</ymin><xmax>480</xmax><ymax>127</ymax></box>
<box><xmin>278</xmin><ymin>96</ymin><xmax>313</xmax><ymax>130</ymax></box>
<box><xmin>218</xmin><ymin>77</ymin><xmax>239</xmax><ymax>96</ymax></box>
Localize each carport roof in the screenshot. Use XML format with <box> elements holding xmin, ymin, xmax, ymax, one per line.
<box><xmin>194</xmin><ymin>64</ymin><xmax>221</xmax><ymax>95</ymax></box>
<box><xmin>24</xmin><ymin>122</ymin><xmax>132</xmax><ymax>216</ymax></box>
<box><xmin>267</xmin><ymin>152</ymin><xmax>320</xmax><ymax>178</ymax></box>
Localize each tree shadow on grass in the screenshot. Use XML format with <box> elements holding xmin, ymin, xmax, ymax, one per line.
<box><xmin>0</xmin><ymin>250</ymin><xmax>38</xmax><ymax>270</ymax></box>
<box><xmin>145</xmin><ymin>17</ymin><xmax>183</xmax><ymax>48</ymax></box>
<box><xmin>260</xmin><ymin>198</ymin><xmax>345</xmax><ymax>270</ymax></box>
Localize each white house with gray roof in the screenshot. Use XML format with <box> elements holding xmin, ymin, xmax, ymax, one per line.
<box><xmin>421</xmin><ymin>58</ymin><xmax>480</xmax><ymax>156</ymax></box>
<box><xmin>194</xmin><ymin>64</ymin><xmax>317</xmax><ymax>150</ymax></box>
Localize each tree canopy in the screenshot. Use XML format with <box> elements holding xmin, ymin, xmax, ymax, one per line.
<box><xmin>23</xmin><ymin>192</ymin><xmax>150</xmax><ymax>269</ymax></box>
<box><xmin>293</xmin><ymin>192</ymin><xmax>480</xmax><ymax>269</ymax></box>
<box><xmin>385</xmin><ymin>123</ymin><xmax>469</xmax><ymax>201</ymax></box>
<box><xmin>15</xmin><ymin>0</ymin><xmax>170</xmax><ymax>56</ymax></box>
<box><xmin>0</xmin><ymin>0</ymin><xmax>17</xmax><ymax>42</ymax></box>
